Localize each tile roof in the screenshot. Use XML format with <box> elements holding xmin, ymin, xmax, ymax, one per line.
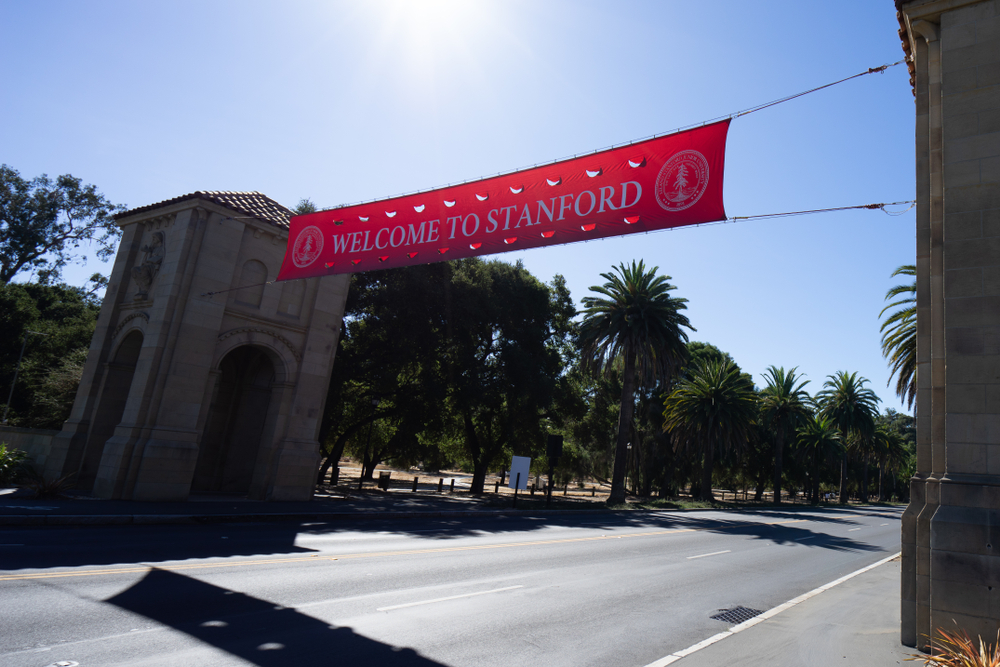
<box><xmin>115</xmin><ymin>191</ymin><xmax>293</xmax><ymax>229</ymax></box>
<box><xmin>895</xmin><ymin>1</ymin><xmax>917</xmax><ymax>95</ymax></box>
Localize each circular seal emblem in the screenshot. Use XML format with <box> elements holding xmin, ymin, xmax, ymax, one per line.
<box><xmin>655</xmin><ymin>150</ymin><xmax>710</xmax><ymax>212</ymax></box>
<box><xmin>292</xmin><ymin>225</ymin><xmax>324</xmax><ymax>268</ymax></box>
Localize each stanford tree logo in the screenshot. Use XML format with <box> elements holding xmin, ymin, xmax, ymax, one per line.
<box><xmin>655</xmin><ymin>150</ymin><xmax>710</xmax><ymax>212</ymax></box>
<box><xmin>292</xmin><ymin>225</ymin><xmax>324</xmax><ymax>268</ymax></box>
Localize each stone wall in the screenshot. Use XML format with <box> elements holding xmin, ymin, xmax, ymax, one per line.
<box><xmin>0</xmin><ymin>426</ymin><xmax>58</xmax><ymax>472</ymax></box>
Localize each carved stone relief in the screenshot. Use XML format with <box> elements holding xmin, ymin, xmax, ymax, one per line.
<box><xmin>131</xmin><ymin>231</ymin><xmax>165</xmax><ymax>301</ymax></box>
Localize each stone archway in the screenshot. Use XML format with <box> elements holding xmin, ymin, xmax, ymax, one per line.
<box><xmin>193</xmin><ymin>345</ymin><xmax>278</xmax><ymax>495</ymax></box>
<box><xmin>77</xmin><ymin>329</ymin><xmax>143</xmax><ymax>490</ymax></box>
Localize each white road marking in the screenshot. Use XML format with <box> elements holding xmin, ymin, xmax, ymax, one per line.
<box><xmin>377</xmin><ymin>585</ymin><xmax>523</xmax><ymax>612</ymax></box>
<box><xmin>686</xmin><ymin>550</ymin><xmax>731</xmax><ymax>560</ymax></box>
<box><xmin>641</xmin><ymin>552</ymin><xmax>900</xmax><ymax>667</ymax></box>
<box><xmin>881</xmin><ymin>523</ymin><xmax>889</xmax><ymax>526</ymax></box>
<box><xmin>848</xmin><ymin>528</ymin><xmax>862</xmax><ymax>531</ymax></box>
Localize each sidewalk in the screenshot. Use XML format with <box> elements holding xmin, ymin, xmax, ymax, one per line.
<box><xmin>666</xmin><ymin>556</ymin><xmax>915</xmax><ymax>666</ymax></box>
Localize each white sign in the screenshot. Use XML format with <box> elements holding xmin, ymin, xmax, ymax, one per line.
<box><xmin>508</xmin><ymin>456</ymin><xmax>530</xmax><ymax>490</ymax></box>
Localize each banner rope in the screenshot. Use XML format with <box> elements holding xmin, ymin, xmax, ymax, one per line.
<box><xmin>323</xmin><ymin>59</ymin><xmax>909</xmax><ymax>211</ymax></box>
<box><xmin>200</xmin><ymin>201</ymin><xmax>914</xmax><ymax>296</ymax></box>
<box><xmin>727</xmin><ymin>199</ymin><xmax>915</xmax><ymax>222</ymax></box>
<box><xmin>730</xmin><ymin>60</ymin><xmax>907</xmax><ymax>119</ymax></box>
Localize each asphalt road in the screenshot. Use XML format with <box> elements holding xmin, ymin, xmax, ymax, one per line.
<box><xmin>0</xmin><ymin>506</ymin><xmax>902</xmax><ymax>667</ymax></box>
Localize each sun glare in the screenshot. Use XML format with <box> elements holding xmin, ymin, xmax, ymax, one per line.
<box><xmin>364</xmin><ymin>0</ymin><xmax>504</xmax><ymax>92</ymax></box>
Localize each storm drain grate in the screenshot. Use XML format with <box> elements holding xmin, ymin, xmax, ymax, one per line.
<box><xmin>710</xmin><ymin>606</ymin><xmax>764</xmax><ymax>624</ymax></box>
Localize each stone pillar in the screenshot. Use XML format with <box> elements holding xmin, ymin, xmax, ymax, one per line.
<box><xmin>900</xmin><ymin>0</ymin><xmax>1000</xmax><ymax>647</ymax></box>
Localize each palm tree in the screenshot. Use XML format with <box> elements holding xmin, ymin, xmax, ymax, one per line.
<box><xmin>816</xmin><ymin>371</ymin><xmax>880</xmax><ymax>504</ymax></box>
<box><xmin>663</xmin><ymin>359</ymin><xmax>757</xmax><ymax>501</ymax></box>
<box><xmin>759</xmin><ymin>366</ymin><xmax>812</xmax><ymax>504</ymax></box>
<box><xmin>579</xmin><ymin>260</ymin><xmax>693</xmax><ymax>505</ymax></box>
<box><xmin>796</xmin><ymin>414</ymin><xmax>843</xmax><ymax>504</ymax></box>
<box><xmin>873</xmin><ymin>422</ymin><xmax>908</xmax><ymax>501</ymax></box>
<box><xmin>879</xmin><ymin>265</ymin><xmax>916</xmax><ymax>410</ymax></box>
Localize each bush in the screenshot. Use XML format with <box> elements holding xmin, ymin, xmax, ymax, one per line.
<box><xmin>0</xmin><ymin>443</ymin><xmax>30</xmax><ymax>485</ymax></box>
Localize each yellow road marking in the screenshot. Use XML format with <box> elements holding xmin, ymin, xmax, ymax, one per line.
<box><xmin>0</xmin><ymin>519</ymin><xmax>807</xmax><ymax>583</ymax></box>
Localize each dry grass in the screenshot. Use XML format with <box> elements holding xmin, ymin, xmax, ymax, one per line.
<box><xmin>909</xmin><ymin>628</ymin><xmax>1000</xmax><ymax>667</ymax></box>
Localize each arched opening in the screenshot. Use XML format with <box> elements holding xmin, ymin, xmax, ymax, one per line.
<box><xmin>78</xmin><ymin>330</ymin><xmax>143</xmax><ymax>489</ymax></box>
<box><xmin>193</xmin><ymin>346</ymin><xmax>276</xmax><ymax>495</ymax></box>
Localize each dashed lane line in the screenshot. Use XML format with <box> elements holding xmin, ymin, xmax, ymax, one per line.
<box><xmin>376</xmin><ymin>585</ymin><xmax>523</xmax><ymax>611</ymax></box>
<box><xmin>686</xmin><ymin>550</ymin><xmax>731</xmax><ymax>560</ymax></box>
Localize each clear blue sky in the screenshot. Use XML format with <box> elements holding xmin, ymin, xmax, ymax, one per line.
<box><xmin>1</xmin><ymin>0</ymin><xmax>914</xmax><ymax>411</ymax></box>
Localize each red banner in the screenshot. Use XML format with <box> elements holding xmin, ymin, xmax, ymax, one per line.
<box><xmin>278</xmin><ymin>120</ymin><xmax>730</xmax><ymax>280</ymax></box>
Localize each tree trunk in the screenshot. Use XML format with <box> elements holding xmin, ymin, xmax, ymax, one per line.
<box><xmin>470</xmin><ymin>460</ymin><xmax>488</xmax><ymax>494</ymax></box>
<box><xmin>773</xmin><ymin>430</ymin><xmax>784</xmax><ymax>505</ymax></box>
<box><xmin>860</xmin><ymin>455</ymin><xmax>869</xmax><ymax>503</ymax></box>
<box><xmin>658</xmin><ymin>444</ymin><xmax>674</xmax><ymax>498</ymax></box>
<box><xmin>701</xmin><ymin>433</ymin><xmax>715</xmax><ymax>501</ymax></box>
<box><xmin>811</xmin><ymin>448</ymin><xmax>821</xmax><ymax>504</ymax></box>
<box><xmin>607</xmin><ymin>354</ymin><xmax>637</xmax><ymax>505</ymax></box>
<box><xmin>878</xmin><ymin>460</ymin><xmax>885</xmax><ymax>502</ymax></box>
<box><xmin>838</xmin><ymin>452</ymin><xmax>848</xmax><ymax>505</ymax></box>
<box><xmin>754</xmin><ymin>463</ymin><xmax>768</xmax><ymax>501</ymax></box>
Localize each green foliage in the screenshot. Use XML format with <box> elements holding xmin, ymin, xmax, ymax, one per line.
<box><xmin>663</xmin><ymin>359</ymin><xmax>758</xmax><ymax>501</ymax></box>
<box><xmin>817</xmin><ymin>371</ymin><xmax>881</xmax><ymax>504</ymax></box>
<box><xmin>318</xmin><ymin>259</ymin><xmax>575</xmax><ymax>493</ymax></box>
<box><xmin>0</xmin><ymin>164</ymin><xmax>124</xmax><ymax>284</ymax></box>
<box><xmin>444</xmin><ymin>259</ymin><xmax>575</xmax><ymax>493</ymax></box>
<box><xmin>880</xmin><ymin>265</ymin><xmax>916</xmax><ymax>410</ymax></box>
<box><xmin>759</xmin><ymin>366</ymin><xmax>812</xmax><ymax>504</ymax></box>
<box><xmin>578</xmin><ymin>260</ymin><xmax>693</xmax><ymax>504</ymax></box>
<box><xmin>795</xmin><ymin>414</ymin><xmax>844</xmax><ymax>504</ymax></box>
<box><xmin>0</xmin><ymin>443</ymin><xmax>29</xmax><ymax>485</ymax></box>
<box><xmin>293</xmin><ymin>198</ymin><xmax>318</xmax><ymax>215</ymax></box>
<box><xmin>0</xmin><ymin>281</ymin><xmax>99</xmax><ymax>428</ymax></box>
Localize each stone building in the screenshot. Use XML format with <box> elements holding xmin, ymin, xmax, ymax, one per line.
<box><xmin>897</xmin><ymin>0</ymin><xmax>1000</xmax><ymax>648</ymax></box>
<box><xmin>42</xmin><ymin>191</ymin><xmax>349</xmax><ymax>501</ymax></box>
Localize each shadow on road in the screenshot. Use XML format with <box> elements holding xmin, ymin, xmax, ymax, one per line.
<box><xmin>0</xmin><ymin>506</ymin><xmax>900</xmax><ymax>572</ymax></box>
<box><xmin>106</xmin><ymin>568</ymin><xmax>446</xmax><ymax>666</ymax></box>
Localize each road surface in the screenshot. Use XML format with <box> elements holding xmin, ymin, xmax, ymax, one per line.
<box><xmin>0</xmin><ymin>506</ymin><xmax>901</xmax><ymax>667</ymax></box>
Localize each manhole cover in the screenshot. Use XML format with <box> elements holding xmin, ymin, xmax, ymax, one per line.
<box><xmin>710</xmin><ymin>606</ymin><xmax>764</xmax><ymax>624</ymax></box>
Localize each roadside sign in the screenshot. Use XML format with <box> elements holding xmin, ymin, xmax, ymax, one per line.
<box><xmin>508</xmin><ymin>456</ymin><xmax>530</xmax><ymax>490</ymax></box>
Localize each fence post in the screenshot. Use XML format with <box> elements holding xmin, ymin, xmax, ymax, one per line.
<box><xmin>449</xmin><ymin>479</ymin><xmax>455</xmax><ymax>493</ymax></box>
<box><xmin>438</xmin><ymin>478</ymin><xmax>444</xmax><ymax>492</ymax></box>
<box><xmin>563</xmin><ymin>483</ymin><xmax>567</xmax><ymax>496</ymax></box>
<box><xmin>494</xmin><ymin>481</ymin><xmax>499</xmax><ymax>493</ymax></box>
<box><xmin>591</xmin><ymin>486</ymin><xmax>595</xmax><ymax>497</ymax></box>
<box><xmin>412</xmin><ymin>476</ymin><xmax>418</xmax><ymax>492</ymax></box>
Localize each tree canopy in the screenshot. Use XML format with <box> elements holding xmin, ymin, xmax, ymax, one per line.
<box><xmin>879</xmin><ymin>265</ymin><xmax>916</xmax><ymax>410</ymax></box>
<box><xmin>0</xmin><ymin>165</ymin><xmax>124</xmax><ymax>285</ymax></box>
